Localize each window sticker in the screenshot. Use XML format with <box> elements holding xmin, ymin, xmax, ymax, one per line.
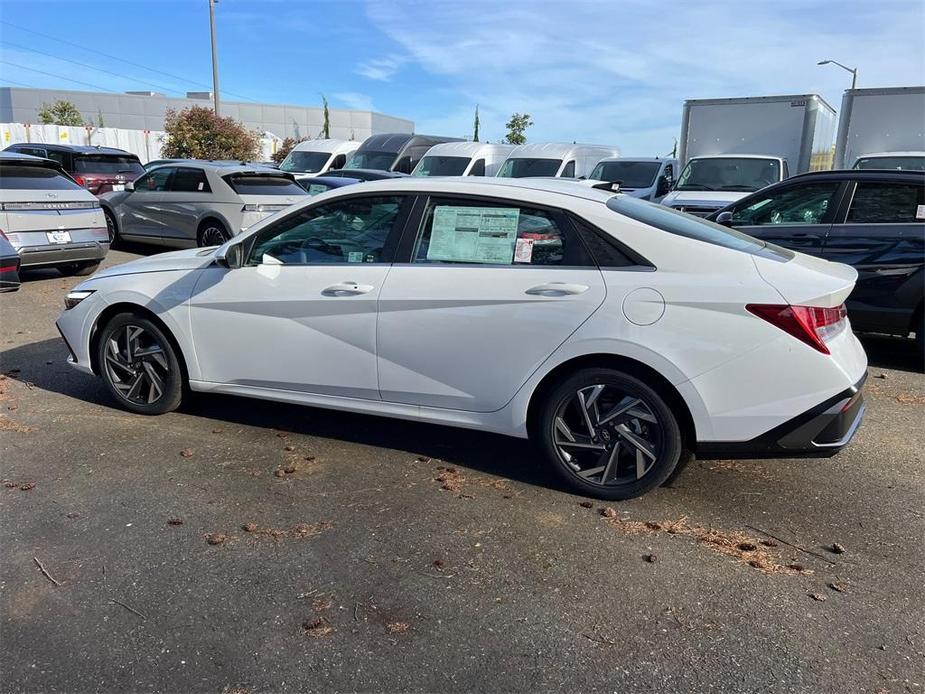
<box><xmin>308</xmin><ymin>184</ymin><xmax>328</xmax><ymax>196</ymax></box>
<box><xmin>513</xmin><ymin>237</ymin><xmax>534</xmax><ymax>263</ymax></box>
<box><xmin>916</xmin><ymin>204</ymin><xmax>925</xmax><ymax>220</ymax></box>
<box><xmin>426</xmin><ymin>206</ymin><xmax>520</xmax><ymax>264</ymax></box>
<box><xmin>198</xmin><ymin>182</ymin><xmax>204</xmax><ymax>191</ymax></box>
<box><xmin>347</xmin><ymin>251</ymin><xmax>364</xmax><ymax>263</ymax></box>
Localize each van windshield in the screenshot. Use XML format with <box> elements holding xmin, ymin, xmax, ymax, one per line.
<box><xmin>854</xmin><ymin>155</ymin><xmax>925</xmax><ymax>171</ymax></box>
<box><xmin>279</xmin><ymin>151</ymin><xmax>331</xmax><ymax>173</ymax></box>
<box><xmin>497</xmin><ymin>158</ymin><xmax>562</xmax><ymax>178</ymax></box>
<box><xmin>675</xmin><ymin>157</ymin><xmax>780</xmax><ymax>192</ymax></box>
<box><xmin>347</xmin><ymin>150</ymin><xmax>398</xmax><ymax>170</ymax></box>
<box><xmin>591</xmin><ymin>161</ymin><xmax>661</xmax><ymax>188</ymax></box>
<box><xmin>412</xmin><ymin>156</ymin><xmax>470</xmax><ymax>176</ymax></box>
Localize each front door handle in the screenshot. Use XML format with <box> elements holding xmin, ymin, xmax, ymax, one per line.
<box><xmin>525</xmin><ymin>282</ymin><xmax>590</xmax><ymax>296</ymax></box>
<box><xmin>322</xmin><ymin>281</ymin><xmax>375</xmax><ymax>296</ymax></box>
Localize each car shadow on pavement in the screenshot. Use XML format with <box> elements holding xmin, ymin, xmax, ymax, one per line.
<box><xmin>0</xmin><ymin>338</ymin><xmax>558</xmax><ymax>491</ymax></box>
<box><xmin>858</xmin><ymin>334</ymin><xmax>923</xmax><ymax>373</ymax></box>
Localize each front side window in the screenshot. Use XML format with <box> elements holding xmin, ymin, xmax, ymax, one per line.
<box><xmin>248</xmin><ymin>196</ymin><xmax>404</xmax><ymax>265</ymax></box>
<box><xmin>413</xmin><ymin>197</ymin><xmax>586</xmax><ymax>266</ymax></box>
<box><xmin>134</xmin><ymin>167</ymin><xmax>174</xmax><ymax>192</ymax></box>
<box><xmin>675</xmin><ymin>157</ymin><xmax>781</xmax><ymax>192</ymax></box>
<box><xmin>846</xmin><ymin>182</ymin><xmax>924</xmax><ymax>224</ymax></box>
<box><xmin>74</xmin><ymin>155</ymin><xmax>144</xmax><ymax>175</ymax></box>
<box><xmin>730</xmin><ymin>182</ymin><xmax>841</xmax><ymax>226</ymax></box>
<box><xmin>0</xmin><ymin>164</ymin><xmax>84</xmax><ymax>191</ymax></box>
<box><xmin>468</xmin><ymin>159</ymin><xmax>486</xmax><ymax>176</ymax></box>
<box><xmin>560</xmin><ymin>161</ymin><xmax>576</xmax><ymax>178</ymax></box>
<box><xmin>170</xmin><ymin>167</ymin><xmax>211</xmax><ymax>193</ymax></box>
<box><xmin>497</xmin><ymin>158</ymin><xmax>562</xmax><ymax>178</ymax></box>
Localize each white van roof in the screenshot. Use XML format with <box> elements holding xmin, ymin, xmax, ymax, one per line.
<box><xmin>420</xmin><ymin>142</ymin><xmax>516</xmax><ymax>158</ymax></box>
<box><xmin>292</xmin><ymin>139</ymin><xmax>358</xmax><ymax>154</ymax></box>
<box><xmin>505</xmin><ymin>142</ymin><xmax>621</xmax><ymax>159</ymax></box>
<box><xmin>596</xmin><ymin>156</ymin><xmax>675</xmax><ymax>164</ymax></box>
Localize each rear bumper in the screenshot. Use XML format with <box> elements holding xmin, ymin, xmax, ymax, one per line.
<box><xmin>18</xmin><ymin>241</ymin><xmax>109</xmax><ymax>269</ymax></box>
<box><xmin>698</xmin><ymin>373</ymin><xmax>866</xmax><ymax>458</ymax></box>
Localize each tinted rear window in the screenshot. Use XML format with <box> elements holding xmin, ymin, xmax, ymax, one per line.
<box><xmin>606</xmin><ymin>195</ymin><xmax>793</xmax><ymax>259</ymax></box>
<box><xmin>224</xmin><ymin>174</ymin><xmax>305</xmax><ymax>196</ymax></box>
<box><xmin>74</xmin><ymin>155</ymin><xmax>144</xmax><ymax>175</ymax></box>
<box><xmin>0</xmin><ymin>164</ymin><xmax>84</xmax><ymax>191</ymax></box>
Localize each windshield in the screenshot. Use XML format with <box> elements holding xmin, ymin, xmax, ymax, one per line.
<box><xmin>590</xmin><ymin>161</ymin><xmax>661</xmax><ymax>188</ymax></box>
<box><xmin>0</xmin><ymin>164</ymin><xmax>84</xmax><ymax>190</ymax></box>
<box><xmin>74</xmin><ymin>155</ymin><xmax>144</xmax><ymax>175</ymax></box>
<box><xmin>279</xmin><ymin>151</ymin><xmax>332</xmax><ymax>173</ymax></box>
<box><xmin>412</xmin><ymin>156</ymin><xmax>470</xmax><ymax>176</ymax></box>
<box><xmin>675</xmin><ymin>157</ymin><xmax>780</xmax><ymax>192</ymax></box>
<box><xmin>854</xmin><ymin>155</ymin><xmax>925</xmax><ymax>171</ymax></box>
<box><xmin>346</xmin><ymin>150</ymin><xmax>398</xmax><ymax>170</ymax></box>
<box><xmin>224</xmin><ymin>174</ymin><xmax>306</xmax><ymax>196</ymax></box>
<box><xmin>497</xmin><ymin>158</ymin><xmax>562</xmax><ymax>178</ymax></box>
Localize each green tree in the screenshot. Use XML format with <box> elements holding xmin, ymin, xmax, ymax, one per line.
<box><xmin>503</xmin><ymin>112</ymin><xmax>533</xmax><ymax>145</ymax></box>
<box><xmin>37</xmin><ymin>100</ymin><xmax>85</xmax><ymax>126</ymax></box>
<box><xmin>97</xmin><ymin>110</ymin><xmax>105</xmax><ymax>128</ymax></box>
<box><xmin>321</xmin><ymin>95</ymin><xmax>330</xmax><ymax>139</ymax></box>
<box><xmin>161</xmin><ymin>106</ymin><xmax>260</xmax><ymax>161</ymax></box>
<box><xmin>473</xmin><ymin>105</ymin><xmax>480</xmax><ymax>142</ymax></box>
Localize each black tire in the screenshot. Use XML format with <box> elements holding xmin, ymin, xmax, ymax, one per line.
<box><xmin>103</xmin><ymin>208</ymin><xmax>119</xmax><ymax>245</ymax></box>
<box><xmin>535</xmin><ymin>367</ymin><xmax>685</xmax><ymax>500</ymax></box>
<box><xmin>96</xmin><ymin>312</ymin><xmax>183</xmax><ymax>415</ymax></box>
<box><xmin>197</xmin><ymin>220</ymin><xmax>230</xmax><ymax>248</ymax></box>
<box><xmin>916</xmin><ymin>311</ymin><xmax>924</xmax><ymax>361</ymax></box>
<box><xmin>58</xmin><ymin>261</ymin><xmax>101</xmax><ymax>277</ymax></box>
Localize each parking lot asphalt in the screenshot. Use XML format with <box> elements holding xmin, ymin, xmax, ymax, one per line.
<box><xmin>1</xmin><ymin>247</ymin><xmax>923</xmax><ymax>693</ymax></box>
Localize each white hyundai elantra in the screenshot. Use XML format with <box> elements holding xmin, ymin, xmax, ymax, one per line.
<box><xmin>57</xmin><ymin>178</ymin><xmax>867</xmax><ymax>499</ymax></box>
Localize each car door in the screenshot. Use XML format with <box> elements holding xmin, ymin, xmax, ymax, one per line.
<box><xmin>157</xmin><ymin>166</ymin><xmax>212</xmax><ymax>247</ymax></box>
<box><xmin>724</xmin><ymin>179</ymin><xmax>846</xmax><ymax>256</ymax></box>
<box><xmin>376</xmin><ymin>195</ymin><xmax>606</xmax><ymax>412</ymax></box>
<box><xmin>188</xmin><ymin>194</ymin><xmax>412</xmax><ymax>399</ymax></box>
<box><xmin>822</xmin><ymin>178</ymin><xmax>925</xmax><ymax>334</ymax></box>
<box><xmin>117</xmin><ymin>167</ymin><xmax>174</xmax><ymax>241</ymax></box>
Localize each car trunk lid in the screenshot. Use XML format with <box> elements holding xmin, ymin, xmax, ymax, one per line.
<box><xmin>751</xmin><ymin>250</ymin><xmax>857</xmax><ymax>308</ymax></box>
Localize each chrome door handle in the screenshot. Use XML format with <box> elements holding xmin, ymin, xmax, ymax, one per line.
<box><xmin>322</xmin><ymin>282</ymin><xmax>375</xmax><ymax>296</ymax></box>
<box><xmin>525</xmin><ymin>282</ymin><xmax>590</xmax><ymax>296</ymax></box>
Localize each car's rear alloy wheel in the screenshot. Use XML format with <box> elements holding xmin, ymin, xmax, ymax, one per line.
<box><xmin>98</xmin><ymin>313</ymin><xmax>183</xmax><ymax>414</ymax></box>
<box><xmin>104</xmin><ymin>209</ymin><xmax>118</xmax><ymax>244</ymax></box>
<box><xmin>198</xmin><ymin>223</ymin><xmax>229</xmax><ymax>247</ymax></box>
<box><xmin>538</xmin><ymin>368</ymin><xmax>683</xmax><ymax>499</ymax></box>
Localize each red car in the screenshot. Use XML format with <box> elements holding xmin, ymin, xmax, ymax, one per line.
<box><xmin>3</xmin><ymin>143</ymin><xmax>145</xmax><ymax>196</ymax></box>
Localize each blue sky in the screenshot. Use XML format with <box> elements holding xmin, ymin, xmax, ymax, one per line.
<box><xmin>1</xmin><ymin>0</ymin><xmax>923</xmax><ymax>154</ymax></box>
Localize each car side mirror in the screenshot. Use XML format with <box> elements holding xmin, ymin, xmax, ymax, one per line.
<box><xmin>715</xmin><ymin>211</ymin><xmax>734</xmax><ymax>227</ymax></box>
<box><xmin>215</xmin><ymin>242</ymin><xmax>244</xmax><ymax>269</ymax></box>
<box><xmin>124</xmin><ymin>181</ymin><xmax>135</xmax><ymax>192</ymax></box>
<box><xmin>656</xmin><ymin>176</ymin><xmax>671</xmax><ymax>196</ymax></box>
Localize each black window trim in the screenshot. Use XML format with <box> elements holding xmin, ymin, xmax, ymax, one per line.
<box><xmin>240</xmin><ymin>192</ymin><xmax>415</xmax><ymax>267</ymax></box>
<box><xmin>390</xmin><ymin>192</ymin><xmax>596</xmax><ymax>269</ymax></box>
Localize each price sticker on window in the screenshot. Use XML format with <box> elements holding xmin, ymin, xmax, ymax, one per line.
<box><xmin>916</xmin><ymin>204</ymin><xmax>925</xmax><ymax>221</ymax></box>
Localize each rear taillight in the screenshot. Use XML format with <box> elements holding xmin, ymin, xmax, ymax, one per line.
<box><xmin>73</xmin><ymin>175</ymin><xmax>86</xmax><ymax>186</ymax></box>
<box><xmin>747</xmin><ymin>303</ymin><xmax>848</xmax><ymax>355</ymax></box>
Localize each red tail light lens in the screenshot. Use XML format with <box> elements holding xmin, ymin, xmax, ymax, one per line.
<box><xmin>747</xmin><ymin>303</ymin><xmax>848</xmax><ymax>354</ymax></box>
<box><xmin>73</xmin><ymin>175</ymin><xmax>86</xmax><ymax>186</ymax></box>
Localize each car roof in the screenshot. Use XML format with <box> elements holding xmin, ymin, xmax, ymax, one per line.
<box><xmin>147</xmin><ymin>160</ymin><xmax>288</xmax><ymax>175</ymax></box>
<box><xmin>419</xmin><ymin>142</ymin><xmax>516</xmax><ymax>157</ymax></box>
<box><xmin>787</xmin><ymin>169</ymin><xmax>925</xmax><ymax>182</ymax></box>
<box><xmin>595</xmin><ymin>157</ymin><xmax>674</xmax><ymax>164</ymax></box>
<box><xmin>0</xmin><ymin>151</ymin><xmax>69</xmax><ymax>172</ymax></box>
<box><xmin>505</xmin><ymin>143</ymin><xmax>620</xmax><ymax>158</ymax></box>
<box><xmin>854</xmin><ymin>151</ymin><xmax>925</xmax><ymax>158</ymax></box>
<box><xmin>291</xmin><ymin>139</ymin><xmax>357</xmax><ymax>154</ymax></box>
<box><xmin>688</xmin><ymin>154</ymin><xmax>784</xmax><ymax>161</ymax></box>
<box><xmin>6</xmin><ymin>143</ymin><xmax>135</xmax><ymax>156</ymax></box>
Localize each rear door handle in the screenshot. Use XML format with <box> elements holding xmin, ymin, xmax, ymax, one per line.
<box><xmin>525</xmin><ymin>282</ymin><xmax>590</xmax><ymax>296</ymax></box>
<box><xmin>322</xmin><ymin>281</ymin><xmax>375</xmax><ymax>296</ymax></box>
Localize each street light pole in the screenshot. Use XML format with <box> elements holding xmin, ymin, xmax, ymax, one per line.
<box><xmin>817</xmin><ymin>59</ymin><xmax>858</xmax><ymax>89</ymax></box>
<box><xmin>209</xmin><ymin>0</ymin><xmax>221</xmax><ymax>115</ymax></box>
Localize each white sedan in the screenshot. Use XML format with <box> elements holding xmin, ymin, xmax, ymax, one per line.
<box><xmin>56</xmin><ymin>178</ymin><xmax>867</xmax><ymax>499</ymax></box>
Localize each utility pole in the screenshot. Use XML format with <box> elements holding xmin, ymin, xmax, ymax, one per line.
<box><xmin>209</xmin><ymin>0</ymin><xmax>221</xmax><ymax>115</ymax></box>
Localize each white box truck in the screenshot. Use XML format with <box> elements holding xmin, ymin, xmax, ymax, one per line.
<box><xmin>833</xmin><ymin>86</ymin><xmax>925</xmax><ymax>170</ymax></box>
<box><xmin>661</xmin><ymin>94</ymin><xmax>837</xmax><ymax>216</ymax></box>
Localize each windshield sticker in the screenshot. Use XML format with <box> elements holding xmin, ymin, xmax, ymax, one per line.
<box><xmin>917</xmin><ymin>204</ymin><xmax>925</xmax><ymax>220</ymax></box>
<box><xmin>513</xmin><ymin>237</ymin><xmax>534</xmax><ymax>263</ymax></box>
<box><xmin>347</xmin><ymin>251</ymin><xmax>364</xmax><ymax>263</ymax></box>
<box><xmin>427</xmin><ymin>206</ymin><xmax>520</xmax><ymax>264</ymax></box>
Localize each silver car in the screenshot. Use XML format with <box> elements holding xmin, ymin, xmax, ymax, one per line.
<box><xmin>100</xmin><ymin>161</ymin><xmax>309</xmax><ymax>248</ymax></box>
<box><xmin>0</xmin><ymin>152</ymin><xmax>109</xmax><ymax>276</ymax></box>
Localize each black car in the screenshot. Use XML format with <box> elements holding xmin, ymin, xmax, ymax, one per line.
<box><xmin>710</xmin><ymin>170</ymin><xmax>924</xmax><ymax>347</ymax></box>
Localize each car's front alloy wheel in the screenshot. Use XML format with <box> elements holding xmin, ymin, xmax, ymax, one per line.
<box><xmin>97</xmin><ymin>313</ymin><xmax>183</xmax><ymax>414</ymax></box>
<box><xmin>538</xmin><ymin>368</ymin><xmax>684</xmax><ymax>499</ymax></box>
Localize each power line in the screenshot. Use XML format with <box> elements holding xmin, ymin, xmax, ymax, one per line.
<box><xmin>0</xmin><ymin>60</ymin><xmax>115</xmax><ymax>93</ymax></box>
<box><xmin>0</xmin><ymin>76</ymin><xmax>38</xmax><ymax>89</ymax></box>
<box><xmin>2</xmin><ymin>40</ymin><xmax>188</xmax><ymax>97</ymax></box>
<box><xmin>0</xmin><ymin>19</ymin><xmax>259</xmax><ymax>103</ymax></box>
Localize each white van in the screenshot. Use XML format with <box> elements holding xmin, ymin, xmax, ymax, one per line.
<box><xmin>412</xmin><ymin>142</ymin><xmax>515</xmax><ymax>177</ymax></box>
<box><xmin>278</xmin><ymin>139</ymin><xmax>357</xmax><ymax>177</ymax></box>
<box><xmin>497</xmin><ymin>143</ymin><xmax>620</xmax><ymax>179</ymax></box>
<box><xmin>589</xmin><ymin>157</ymin><xmax>678</xmax><ymax>202</ymax></box>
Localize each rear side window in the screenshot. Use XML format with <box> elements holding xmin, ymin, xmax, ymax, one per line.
<box><xmin>846</xmin><ymin>182</ymin><xmax>924</xmax><ymax>224</ymax></box>
<box><xmin>0</xmin><ymin>164</ymin><xmax>83</xmax><ymax>190</ymax></box>
<box><xmin>74</xmin><ymin>155</ymin><xmax>144</xmax><ymax>175</ymax></box>
<box><xmin>171</xmin><ymin>167</ymin><xmax>211</xmax><ymax>193</ymax></box>
<box><xmin>607</xmin><ymin>195</ymin><xmax>789</xmax><ymax>257</ymax></box>
<box><xmin>413</xmin><ymin>197</ymin><xmax>591</xmax><ymax>267</ymax></box>
<box><xmin>224</xmin><ymin>174</ymin><xmax>305</xmax><ymax>196</ymax></box>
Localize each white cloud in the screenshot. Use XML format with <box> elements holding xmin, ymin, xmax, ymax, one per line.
<box><xmin>356</xmin><ymin>54</ymin><xmax>407</xmax><ymax>81</ymax></box>
<box><xmin>333</xmin><ymin>91</ymin><xmax>375</xmax><ymax>111</ymax></box>
<box><xmin>364</xmin><ymin>0</ymin><xmax>925</xmax><ymax>153</ymax></box>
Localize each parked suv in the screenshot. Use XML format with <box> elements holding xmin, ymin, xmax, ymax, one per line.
<box><xmin>711</xmin><ymin>169</ymin><xmax>924</xmax><ymax>347</ymax></box>
<box><xmin>4</xmin><ymin>144</ymin><xmax>145</xmax><ymax>195</ymax></box>
<box><xmin>100</xmin><ymin>161</ymin><xmax>308</xmax><ymax>248</ymax></box>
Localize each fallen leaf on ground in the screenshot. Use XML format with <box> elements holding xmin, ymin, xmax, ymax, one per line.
<box><xmin>302</xmin><ymin>618</ymin><xmax>332</xmax><ymax>637</ymax></box>
<box><xmin>829</xmin><ymin>581</ymin><xmax>848</xmax><ymax>593</ymax></box>
<box><xmin>167</xmin><ymin>518</ymin><xmax>183</xmax><ymax>526</ymax></box>
<box><xmin>415</xmin><ymin>456</ymin><xmax>431</xmax><ymax>463</ymax></box>
<box><xmin>645</xmin><ymin>554</ymin><xmax>658</xmax><ymax>563</ymax></box>
<box><xmin>284</xmin><ymin>445</ymin><xmax>295</xmax><ymax>452</ymax></box>
<box><xmin>600</xmin><ymin>507</ymin><xmax>618</xmax><ymax>518</ymax></box>
<box><xmin>434</xmin><ymin>469</ymin><xmax>463</xmax><ymax>493</ymax></box>
<box><xmin>896</xmin><ymin>393</ymin><xmax>925</xmax><ymax>405</ymax></box>
<box><xmin>830</xmin><ymin>542</ymin><xmax>846</xmax><ymax>554</ymax></box>
<box><xmin>810</xmin><ymin>593</ymin><xmax>827</xmax><ymax>602</ymax></box>
<box><xmin>433</xmin><ymin>559</ymin><xmax>444</xmax><ymax>569</ymax></box>
<box><xmin>19</xmin><ymin>483</ymin><xmax>34</xmax><ymax>491</ymax></box>
<box><xmin>283</xmin><ymin>464</ymin><xmax>297</xmax><ymax>474</ymax></box>
<box><xmin>386</xmin><ymin>621</ymin><xmax>410</xmax><ymax>633</ymax></box>
<box><xmin>276</xmin><ymin>432</ymin><xmax>289</xmax><ymax>439</ymax></box>
<box><xmin>273</xmin><ymin>469</ymin><xmax>286</xmax><ymax>478</ymax></box>
<box><xmin>312</xmin><ymin>595</ymin><xmax>334</xmax><ymax>611</ymax></box>
<box><xmin>206</xmin><ymin>533</ymin><xmax>227</xmax><ymax>545</ymax></box>
<box><xmin>179</xmin><ymin>449</ymin><xmax>193</xmax><ymax>458</ymax></box>
<box><xmin>242</xmin><ymin>522</ymin><xmax>258</xmax><ymax>532</ymax></box>
<box><xmin>578</xmin><ymin>501</ymin><xmax>593</xmax><ymax>508</ymax></box>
